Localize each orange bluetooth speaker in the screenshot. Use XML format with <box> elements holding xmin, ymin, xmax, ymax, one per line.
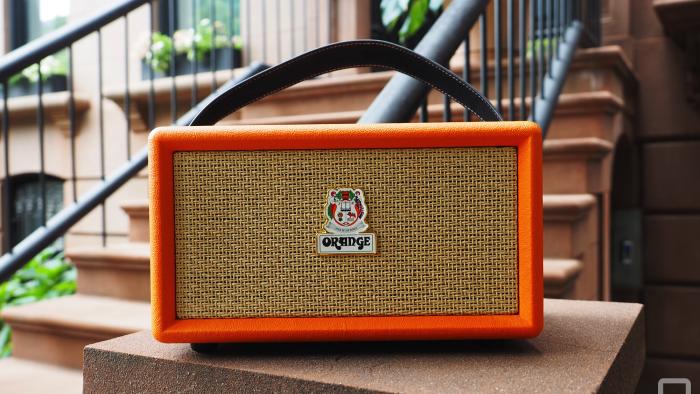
<box><xmin>149</xmin><ymin>41</ymin><xmax>543</xmax><ymax>346</ymax></box>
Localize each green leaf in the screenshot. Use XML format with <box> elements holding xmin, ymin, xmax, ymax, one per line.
<box><xmin>0</xmin><ymin>324</ymin><xmax>11</xmax><ymax>357</ymax></box>
<box><xmin>0</xmin><ymin>247</ymin><xmax>76</xmax><ymax>359</ymax></box>
<box><xmin>399</xmin><ymin>0</ymin><xmax>429</xmax><ymax>43</ymax></box>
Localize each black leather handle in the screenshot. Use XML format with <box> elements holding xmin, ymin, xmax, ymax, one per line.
<box><xmin>189</xmin><ymin>40</ymin><xmax>502</xmax><ymax>126</ymax></box>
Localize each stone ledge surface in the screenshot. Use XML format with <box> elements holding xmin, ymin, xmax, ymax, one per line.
<box><xmin>84</xmin><ymin>299</ymin><xmax>645</xmax><ymax>394</ymax></box>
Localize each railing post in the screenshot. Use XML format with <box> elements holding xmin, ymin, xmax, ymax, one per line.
<box><xmin>359</xmin><ymin>0</ymin><xmax>489</xmax><ymax>124</ymax></box>
<box><xmin>531</xmin><ymin>21</ymin><xmax>582</xmax><ymax>136</ymax></box>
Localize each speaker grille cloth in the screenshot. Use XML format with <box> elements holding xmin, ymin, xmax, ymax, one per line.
<box><xmin>173</xmin><ymin>147</ymin><xmax>518</xmax><ymax>318</ymax></box>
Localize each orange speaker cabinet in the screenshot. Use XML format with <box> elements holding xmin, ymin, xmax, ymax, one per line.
<box><xmin>150</xmin><ymin>121</ymin><xmax>543</xmax><ymax>344</ymax></box>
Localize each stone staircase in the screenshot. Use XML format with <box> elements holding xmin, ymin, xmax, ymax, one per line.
<box><xmin>0</xmin><ymin>45</ymin><xmax>634</xmax><ymax>391</ymax></box>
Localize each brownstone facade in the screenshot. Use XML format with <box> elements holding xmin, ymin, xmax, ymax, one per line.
<box><xmin>604</xmin><ymin>0</ymin><xmax>700</xmax><ymax>390</ymax></box>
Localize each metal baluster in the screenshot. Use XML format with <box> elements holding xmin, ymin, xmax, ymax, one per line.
<box><xmin>443</xmin><ymin>95</ymin><xmax>452</xmax><ymax>122</ymax></box>
<box><xmin>276</xmin><ymin>0</ymin><xmax>282</xmax><ymax>61</ymax></box>
<box><xmin>538</xmin><ymin>0</ymin><xmax>544</xmax><ymax>99</ymax></box>
<box><xmin>326</xmin><ymin>0</ymin><xmax>333</xmax><ymax>76</ymax></box>
<box><xmin>480</xmin><ymin>11</ymin><xmax>488</xmax><ymax>98</ymax></box>
<box><xmin>211</xmin><ymin>0</ymin><xmax>217</xmax><ymax>89</ymax></box>
<box><xmin>507</xmin><ymin>0</ymin><xmax>514</xmax><ymax>120</ymax></box>
<box><xmin>191</xmin><ymin>0</ymin><xmax>198</xmax><ymax>107</ymax></box>
<box><xmin>547</xmin><ymin>0</ymin><xmax>552</xmax><ymax>76</ymax></box>
<box><xmin>519</xmin><ymin>0</ymin><xmax>526</xmax><ymax>120</ymax></box>
<box><xmin>560</xmin><ymin>0</ymin><xmax>566</xmax><ymax>48</ymax></box>
<box><xmin>463</xmin><ymin>33</ymin><xmax>470</xmax><ymax>122</ymax></box>
<box><xmin>37</xmin><ymin>64</ymin><xmax>46</xmax><ymax>227</ymax></box>
<box><xmin>316</xmin><ymin>0</ymin><xmax>321</xmax><ymax>48</ymax></box>
<box><xmin>302</xmin><ymin>0</ymin><xmax>308</xmax><ymax>52</ymax></box>
<box><xmin>495</xmin><ymin>0</ymin><xmax>502</xmax><ymax>115</ymax></box>
<box><xmin>530</xmin><ymin>0</ymin><xmax>536</xmax><ymax>116</ymax></box>
<box><xmin>124</xmin><ymin>16</ymin><xmax>131</xmax><ymax>160</ymax></box>
<box><xmin>68</xmin><ymin>46</ymin><xmax>77</xmax><ymax>202</ymax></box>
<box><xmin>290</xmin><ymin>0</ymin><xmax>295</xmax><ymax>56</ymax></box>
<box><xmin>327</xmin><ymin>0</ymin><xmax>332</xmax><ymax>44</ymax></box>
<box><xmin>262</xmin><ymin>0</ymin><xmax>268</xmax><ymax>62</ymax></box>
<box><xmin>419</xmin><ymin>98</ymin><xmax>428</xmax><ymax>122</ymax></box>
<box><xmin>596</xmin><ymin>0</ymin><xmax>601</xmax><ymax>45</ymax></box>
<box><xmin>97</xmin><ymin>31</ymin><xmax>107</xmax><ymax>246</ymax></box>
<box><xmin>230</xmin><ymin>0</ymin><xmax>236</xmax><ymax>76</ymax></box>
<box><xmin>553</xmin><ymin>0</ymin><xmax>558</xmax><ymax>59</ymax></box>
<box><xmin>169</xmin><ymin>0</ymin><xmax>177</xmax><ymax>123</ymax></box>
<box><xmin>148</xmin><ymin>3</ymin><xmax>156</xmax><ymax>130</ymax></box>
<box><xmin>568</xmin><ymin>0</ymin><xmax>573</xmax><ymax>25</ymax></box>
<box><xmin>245</xmin><ymin>0</ymin><xmax>252</xmax><ymax>65</ymax></box>
<box><xmin>2</xmin><ymin>81</ymin><xmax>11</xmax><ymax>251</ymax></box>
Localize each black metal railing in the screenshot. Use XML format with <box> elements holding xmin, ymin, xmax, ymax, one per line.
<box><xmin>0</xmin><ymin>0</ymin><xmax>335</xmax><ymax>281</ymax></box>
<box><xmin>0</xmin><ymin>0</ymin><xmax>601</xmax><ymax>282</ymax></box>
<box><xmin>362</xmin><ymin>0</ymin><xmax>601</xmax><ymax>131</ymax></box>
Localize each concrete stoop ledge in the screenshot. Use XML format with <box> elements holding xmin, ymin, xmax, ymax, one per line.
<box><xmin>0</xmin><ymin>358</ymin><xmax>82</xmax><ymax>394</ymax></box>
<box><xmin>83</xmin><ymin>299</ymin><xmax>645</xmax><ymax>393</ymax></box>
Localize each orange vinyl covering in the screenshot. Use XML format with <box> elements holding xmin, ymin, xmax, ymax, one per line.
<box><xmin>149</xmin><ymin>121</ymin><xmax>543</xmax><ymax>343</ymax></box>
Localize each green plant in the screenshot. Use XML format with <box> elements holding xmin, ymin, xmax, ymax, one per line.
<box><xmin>177</xmin><ymin>18</ymin><xmax>234</xmax><ymax>61</ymax></box>
<box><xmin>526</xmin><ymin>37</ymin><xmax>557</xmax><ymax>59</ymax></box>
<box><xmin>380</xmin><ymin>0</ymin><xmax>444</xmax><ymax>44</ymax></box>
<box><xmin>21</xmin><ymin>52</ymin><xmax>68</xmax><ymax>83</ymax></box>
<box><xmin>0</xmin><ymin>248</ymin><xmax>76</xmax><ymax>357</ymax></box>
<box><xmin>8</xmin><ymin>72</ymin><xmax>27</xmax><ymax>86</ymax></box>
<box><xmin>145</xmin><ymin>32</ymin><xmax>174</xmax><ymax>73</ymax></box>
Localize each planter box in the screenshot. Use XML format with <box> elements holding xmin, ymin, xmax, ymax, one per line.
<box><xmin>141</xmin><ymin>48</ymin><xmax>242</xmax><ymax>80</ymax></box>
<box><xmin>8</xmin><ymin>75</ymin><xmax>68</xmax><ymax>97</ymax></box>
<box><xmin>140</xmin><ymin>60</ymin><xmax>168</xmax><ymax>80</ymax></box>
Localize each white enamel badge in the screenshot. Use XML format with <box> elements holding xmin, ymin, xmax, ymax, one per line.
<box><xmin>317</xmin><ymin>188</ymin><xmax>376</xmax><ymax>254</ymax></box>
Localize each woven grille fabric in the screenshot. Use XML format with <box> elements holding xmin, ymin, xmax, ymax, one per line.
<box><xmin>173</xmin><ymin>147</ymin><xmax>518</xmax><ymax>318</ymax></box>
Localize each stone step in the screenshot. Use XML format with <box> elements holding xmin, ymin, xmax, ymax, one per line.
<box><xmin>237</xmin><ymin>46</ymin><xmax>632</xmax><ymax>122</ymax></box>
<box><xmin>225</xmin><ymin>90</ymin><xmax>625</xmax><ymax>144</ymax></box>
<box><xmin>543</xmin><ymin>258</ymin><xmax>584</xmax><ymax>298</ymax></box>
<box><xmin>121</xmin><ymin>200</ymin><xmax>149</xmax><ymax>243</ymax></box>
<box><xmin>543</xmin><ymin>194</ymin><xmax>600</xmax><ymax>300</ymax></box>
<box><xmin>107</xmin><ymin>46</ymin><xmax>633</xmax><ymax>134</ymax></box>
<box><xmin>65</xmin><ymin>243</ymin><xmax>150</xmax><ymax>302</ymax></box>
<box><xmin>542</xmin><ymin>137</ymin><xmax>613</xmax><ymax>194</ymax></box>
<box><xmin>0</xmin><ymin>358</ymin><xmax>82</xmax><ymax>393</ymax></box>
<box><xmin>0</xmin><ymin>294</ymin><xmax>149</xmax><ymax>369</ymax></box>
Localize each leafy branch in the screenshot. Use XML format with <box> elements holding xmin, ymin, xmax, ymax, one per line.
<box><xmin>381</xmin><ymin>0</ymin><xmax>444</xmax><ymax>44</ymax></box>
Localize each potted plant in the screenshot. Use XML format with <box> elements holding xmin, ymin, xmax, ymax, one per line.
<box><xmin>137</xmin><ymin>32</ymin><xmax>173</xmax><ymax>80</ymax></box>
<box><xmin>8</xmin><ymin>73</ymin><xmax>30</xmax><ymax>97</ymax></box>
<box><xmin>173</xmin><ymin>28</ymin><xmax>195</xmax><ymax>75</ymax></box>
<box><xmin>193</xmin><ymin>18</ymin><xmax>242</xmax><ymax>72</ymax></box>
<box><xmin>137</xmin><ymin>19</ymin><xmax>242</xmax><ymax>79</ymax></box>
<box><xmin>172</xmin><ymin>19</ymin><xmax>242</xmax><ymax>75</ymax></box>
<box><xmin>378</xmin><ymin>0</ymin><xmax>444</xmax><ymax>48</ymax></box>
<box><xmin>9</xmin><ymin>53</ymin><xmax>69</xmax><ymax>96</ymax></box>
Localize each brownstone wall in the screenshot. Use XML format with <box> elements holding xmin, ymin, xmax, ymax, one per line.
<box><xmin>605</xmin><ymin>0</ymin><xmax>700</xmax><ymax>391</ymax></box>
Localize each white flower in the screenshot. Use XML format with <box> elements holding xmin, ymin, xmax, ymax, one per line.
<box><xmin>173</xmin><ymin>28</ymin><xmax>194</xmax><ymax>53</ymax></box>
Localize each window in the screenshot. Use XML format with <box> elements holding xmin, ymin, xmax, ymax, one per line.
<box><xmin>159</xmin><ymin>0</ymin><xmax>239</xmax><ymax>36</ymax></box>
<box><xmin>153</xmin><ymin>0</ymin><xmax>242</xmax><ymax>76</ymax></box>
<box><xmin>10</xmin><ymin>0</ymin><xmax>70</xmax><ymax>49</ymax></box>
<box><xmin>5</xmin><ymin>174</ymin><xmax>64</xmax><ymax>249</ymax></box>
